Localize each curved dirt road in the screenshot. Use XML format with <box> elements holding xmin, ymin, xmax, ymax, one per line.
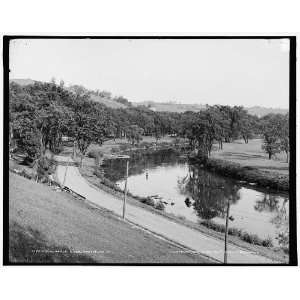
<box><xmin>55</xmin><ymin>156</ymin><xmax>279</xmax><ymax>264</ymax></box>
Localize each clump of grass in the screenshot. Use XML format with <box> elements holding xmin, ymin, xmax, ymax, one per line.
<box><xmin>199</xmin><ymin>220</ymin><xmax>274</xmax><ymax>248</ymax></box>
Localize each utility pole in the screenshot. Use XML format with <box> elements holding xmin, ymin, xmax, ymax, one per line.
<box><xmin>62</xmin><ymin>160</ymin><xmax>69</xmax><ymax>187</ymax></box>
<box><xmin>224</xmin><ymin>198</ymin><xmax>231</xmax><ymax>264</ymax></box>
<box><xmin>122</xmin><ymin>159</ymin><xmax>129</xmax><ymax>220</ymax></box>
<box><xmin>73</xmin><ymin>140</ymin><xmax>76</xmax><ymax>158</ymax></box>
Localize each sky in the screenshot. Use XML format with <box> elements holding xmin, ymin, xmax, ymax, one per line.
<box><xmin>9</xmin><ymin>38</ymin><xmax>290</xmax><ymax>108</ymax></box>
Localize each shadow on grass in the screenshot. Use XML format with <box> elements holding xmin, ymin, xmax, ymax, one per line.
<box><xmin>9</xmin><ymin>222</ymin><xmax>96</xmax><ymax>263</ymax></box>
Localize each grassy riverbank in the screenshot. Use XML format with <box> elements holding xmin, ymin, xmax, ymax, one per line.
<box><xmin>189</xmin><ymin>139</ymin><xmax>289</xmax><ymax>192</ymax></box>
<box><xmin>211</xmin><ymin>139</ymin><xmax>289</xmax><ymax>175</ymax></box>
<box><xmin>9</xmin><ymin>172</ymin><xmax>212</xmax><ymax>264</ymax></box>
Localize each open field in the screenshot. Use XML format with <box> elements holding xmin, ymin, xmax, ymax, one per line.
<box><xmin>8</xmin><ymin>172</ymin><xmax>210</xmax><ymax>264</ymax></box>
<box><xmin>211</xmin><ymin>139</ymin><xmax>289</xmax><ymax>175</ymax></box>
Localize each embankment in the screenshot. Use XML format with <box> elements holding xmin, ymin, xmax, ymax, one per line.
<box><xmin>189</xmin><ymin>156</ymin><xmax>289</xmax><ymax>192</ymax></box>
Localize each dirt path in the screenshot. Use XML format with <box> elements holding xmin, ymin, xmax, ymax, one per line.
<box><xmin>55</xmin><ymin>155</ymin><xmax>280</xmax><ymax>264</ymax></box>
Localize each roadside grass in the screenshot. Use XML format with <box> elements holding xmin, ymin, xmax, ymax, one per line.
<box><xmin>9</xmin><ymin>222</ymin><xmax>96</xmax><ymax>263</ymax></box>
<box><xmin>9</xmin><ymin>172</ymin><xmax>210</xmax><ymax>264</ymax></box>
<box><xmin>199</xmin><ymin>220</ymin><xmax>274</xmax><ymax>248</ymax></box>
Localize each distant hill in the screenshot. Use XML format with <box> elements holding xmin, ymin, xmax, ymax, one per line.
<box><xmin>89</xmin><ymin>94</ymin><xmax>127</xmax><ymax>109</ymax></box>
<box><xmin>246</xmin><ymin>106</ymin><xmax>288</xmax><ymax>117</ymax></box>
<box><xmin>9</xmin><ymin>79</ymin><xmax>288</xmax><ymax>116</ymax></box>
<box><xmin>133</xmin><ymin>101</ymin><xmax>206</xmax><ymax>113</ymax></box>
<box><xmin>10</xmin><ymin>78</ymin><xmax>37</xmax><ymax>86</ymax></box>
<box><xmin>134</xmin><ymin>101</ymin><xmax>288</xmax><ymax>116</ymax></box>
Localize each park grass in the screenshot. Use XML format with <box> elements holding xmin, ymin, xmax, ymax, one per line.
<box><xmin>211</xmin><ymin>139</ymin><xmax>289</xmax><ymax>175</ymax></box>
<box><xmin>8</xmin><ymin>172</ymin><xmax>211</xmax><ymax>264</ymax></box>
<box><xmin>188</xmin><ymin>139</ymin><xmax>290</xmax><ymax>192</ymax></box>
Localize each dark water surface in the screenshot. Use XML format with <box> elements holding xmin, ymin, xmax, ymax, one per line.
<box><xmin>101</xmin><ymin>150</ymin><xmax>289</xmax><ymax>245</ymax></box>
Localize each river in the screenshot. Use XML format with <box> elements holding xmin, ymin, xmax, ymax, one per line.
<box><xmin>101</xmin><ymin>150</ymin><xmax>289</xmax><ymax>246</ymax></box>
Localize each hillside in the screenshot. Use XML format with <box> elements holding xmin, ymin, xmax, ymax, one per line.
<box><xmin>9</xmin><ymin>78</ymin><xmax>288</xmax><ymax>116</ymax></box>
<box><xmin>134</xmin><ymin>101</ymin><xmax>288</xmax><ymax>116</ymax></box>
<box><xmin>246</xmin><ymin>106</ymin><xmax>288</xmax><ymax>117</ymax></box>
<box><xmin>132</xmin><ymin>101</ymin><xmax>206</xmax><ymax>113</ymax></box>
<box><xmin>89</xmin><ymin>94</ymin><xmax>127</xmax><ymax>109</ymax></box>
<box><xmin>10</xmin><ymin>78</ymin><xmax>37</xmax><ymax>86</ymax></box>
<box><xmin>8</xmin><ymin>172</ymin><xmax>209</xmax><ymax>264</ymax></box>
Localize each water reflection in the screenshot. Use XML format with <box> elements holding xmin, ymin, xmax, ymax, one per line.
<box><xmin>102</xmin><ymin>149</ymin><xmax>181</xmax><ymax>182</ymax></box>
<box><xmin>101</xmin><ymin>150</ymin><xmax>289</xmax><ymax>245</ymax></box>
<box><xmin>178</xmin><ymin>166</ymin><xmax>240</xmax><ymax>220</ymax></box>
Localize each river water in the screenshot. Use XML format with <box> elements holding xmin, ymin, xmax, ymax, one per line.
<box><xmin>101</xmin><ymin>150</ymin><xmax>289</xmax><ymax>246</ymax></box>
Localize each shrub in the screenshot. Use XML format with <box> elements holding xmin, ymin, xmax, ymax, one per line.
<box><xmin>155</xmin><ymin>200</ymin><xmax>165</xmax><ymax>211</ymax></box>
<box><xmin>262</xmin><ymin>237</ymin><xmax>274</xmax><ymax>248</ymax></box>
<box><xmin>141</xmin><ymin>197</ymin><xmax>155</xmax><ymax>207</ymax></box>
<box><xmin>87</xmin><ymin>149</ymin><xmax>101</xmax><ymax>159</ymax></box>
<box><xmin>119</xmin><ymin>144</ymin><xmax>130</xmax><ymax>151</ymax></box>
<box><xmin>111</xmin><ymin>147</ymin><xmax>120</xmax><ymax>154</ymax></box>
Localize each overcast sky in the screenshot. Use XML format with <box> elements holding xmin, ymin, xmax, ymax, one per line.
<box><xmin>10</xmin><ymin>38</ymin><xmax>289</xmax><ymax>108</ymax></box>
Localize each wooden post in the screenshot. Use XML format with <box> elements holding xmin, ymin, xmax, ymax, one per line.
<box><xmin>224</xmin><ymin>198</ymin><xmax>231</xmax><ymax>264</ymax></box>
<box><xmin>123</xmin><ymin>160</ymin><xmax>129</xmax><ymax>219</ymax></box>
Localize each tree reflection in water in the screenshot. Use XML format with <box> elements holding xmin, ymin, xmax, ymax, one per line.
<box><xmin>178</xmin><ymin>165</ymin><xmax>241</xmax><ymax>220</ymax></box>
<box><xmin>254</xmin><ymin>194</ymin><xmax>289</xmax><ymax>249</ymax></box>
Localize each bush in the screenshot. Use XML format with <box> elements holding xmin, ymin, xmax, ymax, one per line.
<box><xmin>111</xmin><ymin>147</ymin><xmax>120</xmax><ymax>154</ymax></box>
<box><xmin>141</xmin><ymin>197</ymin><xmax>155</xmax><ymax>207</ymax></box>
<box><xmin>262</xmin><ymin>237</ymin><xmax>274</xmax><ymax>248</ymax></box>
<box><xmin>87</xmin><ymin>149</ymin><xmax>101</xmax><ymax>159</ymax></box>
<box><xmin>119</xmin><ymin>144</ymin><xmax>130</xmax><ymax>151</ymax></box>
<box><xmin>155</xmin><ymin>200</ymin><xmax>165</xmax><ymax>211</ymax></box>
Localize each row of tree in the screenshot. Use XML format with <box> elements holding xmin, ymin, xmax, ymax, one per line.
<box><xmin>9</xmin><ymin>81</ymin><xmax>289</xmax><ymax>165</ymax></box>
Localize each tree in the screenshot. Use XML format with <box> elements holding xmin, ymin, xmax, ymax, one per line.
<box><xmin>126</xmin><ymin>125</ymin><xmax>144</xmax><ymax>145</ymax></box>
<box><xmin>239</xmin><ymin>114</ymin><xmax>255</xmax><ymax>144</ymax></box>
<box><xmin>261</xmin><ymin>114</ymin><xmax>286</xmax><ymax>160</ymax></box>
<box><xmin>70</xmin><ymin>102</ymin><xmax>106</xmax><ymax>166</ymax></box>
<box><xmin>279</xmin><ymin>114</ymin><xmax>289</xmax><ymax>162</ymax></box>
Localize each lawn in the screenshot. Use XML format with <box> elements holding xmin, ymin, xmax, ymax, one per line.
<box><xmin>211</xmin><ymin>139</ymin><xmax>289</xmax><ymax>175</ymax></box>
<box><xmin>8</xmin><ymin>172</ymin><xmax>210</xmax><ymax>264</ymax></box>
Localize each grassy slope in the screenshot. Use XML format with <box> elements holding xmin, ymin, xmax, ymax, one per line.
<box><xmin>89</xmin><ymin>94</ymin><xmax>127</xmax><ymax>109</ymax></box>
<box><xmin>9</xmin><ymin>172</ymin><xmax>210</xmax><ymax>264</ymax></box>
<box><xmin>210</xmin><ymin>139</ymin><xmax>289</xmax><ymax>175</ymax></box>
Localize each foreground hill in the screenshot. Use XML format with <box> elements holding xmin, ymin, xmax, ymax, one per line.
<box><xmin>8</xmin><ymin>172</ymin><xmax>209</xmax><ymax>264</ymax></box>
